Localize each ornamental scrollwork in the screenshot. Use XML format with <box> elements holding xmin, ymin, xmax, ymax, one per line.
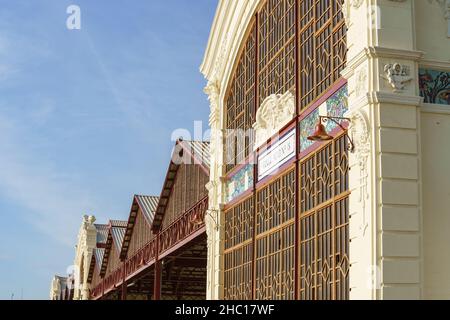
<box><xmin>349</xmin><ymin>110</ymin><xmax>371</xmax><ymax>236</ymax></box>
<box><xmin>253</xmin><ymin>91</ymin><xmax>295</xmax><ymax>149</ymax></box>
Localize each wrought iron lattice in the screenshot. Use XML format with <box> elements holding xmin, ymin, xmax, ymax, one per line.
<box><xmin>299</xmin><ymin>135</ymin><xmax>349</xmax><ymax>300</ymax></box>
<box><xmin>224</xmin><ymin>197</ymin><xmax>254</xmax><ymax>300</ymax></box>
<box><xmin>258</xmin><ymin>0</ymin><xmax>297</xmax><ymax>105</ymax></box>
<box><xmin>159</xmin><ymin>196</ymin><xmax>208</xmax><ymax>254</ymax></box>
<box><xmin>224</xmin><ymin>243</ymin><xmax>253</xmax><ymax>300</ymax></box>
<box><xmin>255</xmin><ymin>223</ymin><xmax>295</xmax><ymax>300</ymax></box>
<box><xmin>225</xmin><ymin>197</ymin><xmax>254</xmax><ymax>250</ymax></box>
<box><xmin>224</xmin><ymin>0</ymin><xmax>346</xmax><ymax>173</ymax></box>
<box><xmin>225</xmin><ymin>20</ymin><xmax>257</xmax><ymax>174</ymax></box>
<box><xmin>255</xmin><ymin>169</ymin><xmax>296</xmax><ymax>300</ymax></box>
<box><xmin>298</xmin><ymin>0</ymin><xmax>347</xmax><ymax>109</ymax></box>
<box><xmin>256</xmin><ymin>169</ymin><xmax>296</xmax><ymax>235</ymax></box>
<box><xmin>222</xmin><ymin>0</ymin><xmax>349</xmax><ymax>301</ymax></box>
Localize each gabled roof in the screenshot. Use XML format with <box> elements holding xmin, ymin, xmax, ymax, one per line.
<box><xmin>136</xmin><ymin>195</ymin><xmax>160</xmax><ymax>225</ymax></box>
<box><xmin>151</xmin><ymin>139</ymin><xmax>210</xmax><ymax>231</ymax></box>
<box><xmin>110</xmin><ymin>220</ymin><xmax>128</xmax><ymax>228</ymax></box>
<box><xmin>100</xmin><ymin>220</ymin><xmax>127</xmax><ymax>277</ymax></box>
<box><xmin>181</xmin><ymin>140</ymin><xmax>211</xmax><ymax>169</ymax></box>
<box><xmin>111</xmin><ymin>227</ymin><xmax>126</xmax><ymax>253</ymax></box>
<box><xmin>120</xmin><ymin>195</ymin><xmax>159</xmax><ymax>260</ymax></box>
<box><xmin>94</xmin><ymin>248</ymin><xmax>105</xmax><ymax>270</ymax></box>
<box><xmin>95</xmin><ymin>224</ymin><xmax>109</xmax><ymax>247</ymax></box>
<box><xmin>87</xmin><ymin>248</ymin><xmax>104</xmax><ymax>284</ymax></box>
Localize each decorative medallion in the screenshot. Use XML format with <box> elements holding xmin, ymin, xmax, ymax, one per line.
<box><xmin>253</xmin><ymin>91</ymin><xmax>295</xmax><ymax>150</ymax></box>
<box><xmin>382</xmin><ymin>63</ymin><xmax>413</xmax><ymax>92</ymax></box>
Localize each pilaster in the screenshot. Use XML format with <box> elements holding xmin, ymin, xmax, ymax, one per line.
<box><xmin>204</xmin><ymin>81</ymin><xmax>226</xmax><ymax>300</ymax></box>
<box><xmin>343</xmin><ymin>0</ymin><xmax>423</xmax><ymax>300</ymax></box>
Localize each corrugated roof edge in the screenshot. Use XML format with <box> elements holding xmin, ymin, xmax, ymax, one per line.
<box><xmin>151</xmin><ymin>139</ymin><xmax>210</xmax><ymax>231</ymax></box>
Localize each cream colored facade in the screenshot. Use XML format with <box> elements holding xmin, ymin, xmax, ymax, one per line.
<box><xmin>201</xmin><ymin>0</ymin><xmax>450</xmax><ymax>300</ymax></box>
<box><xmin>49</xmin><ymin>276</ymin><xmax>65</xmax><ymax>300</ymax></box>
<box><xmin>49</xmin><ymin>216</ymin><xmax>98</xmax><ymax>300</ymax></box>
<box><xmin>71</xmin><ymin>216</ymin><xmax>97</xmax><ymax>300</ymax></box>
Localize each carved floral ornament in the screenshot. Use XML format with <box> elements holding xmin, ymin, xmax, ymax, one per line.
<box><xmin>348</xmin><ymin>110</ymin><xmax>371</xmax><ymax>237</ymax></box>
<box><xmin>204</xmin><ymin>80</ymin><xmax>221</xmax><ymax>126</ymax></box>
<box><xmin>253</xmin><ymin>91</ymin><xmax>296</xmax><ymax>150</ymax></box>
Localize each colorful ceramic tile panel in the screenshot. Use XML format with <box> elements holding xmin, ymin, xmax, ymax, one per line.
<box><xmin>300</xmin><ymin>85</ymin><xmax>349</xmax><ymax>152</ymax></box>
<box><xmin>300</xmin><ymin>108</ymin><xmax>320</xmax><ymax>152</ymax></box>
<box><xmin>419</xmin><ymin>69</ymin><xmax>450</xmax><ymax>105</ymax></box>
<box><xmin>227</xmin><ymin>164</ymin><xmax>254</xmax><ymax>203</ymax></box>
<box><xmin>326</xmin><ymin>85</ymin><xmax>349</xmax><ymax>131</ymax></box>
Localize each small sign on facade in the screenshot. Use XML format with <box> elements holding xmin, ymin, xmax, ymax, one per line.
<box><xmin>258</xmin><ymin>129</ymin><xmax>296</xmax><ymax>181</ymax></box>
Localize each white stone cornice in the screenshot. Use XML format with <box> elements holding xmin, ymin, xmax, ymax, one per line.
<box><xmin>344</xmin><ymin>47</ymin><xmax>425</xmax><ymax>76</ymax></box>
<box><xmin>365</xmin><ymin>46</ymin><xmax>424</xmax><ymax>61</ymax></box>
<box><xmin>421</xmin><ymin>103</ymin><xmax>450</xmax><ymax>114</ymax></box>
<box><xmin>367</xmin><ymin>91</ymin><xmax>424</xmax><ymax>106</ymax></box>
<box><xmin>343</xmin><ymin>46</ymin><xmax>425</xmax><ymax>80</ymax></box>
<box><xmin>419</xmin><ymin>59</ymin><xmax>450</xmax><ymax>71</ymax></box>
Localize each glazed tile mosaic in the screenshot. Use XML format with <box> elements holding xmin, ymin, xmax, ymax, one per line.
<box><xmin>419</xmin><ymin>69</ymin><xmax>450</xmax><ymax>105</ymax></box>
<box><xmin>227</xmin><ymin>164</ymin><xmax>254</xmax><ymax>203</ymax></box>
<box><xmin>300</xmin><ymin>85</ymin><xmax>349</xmax><ymax>152</ymax></box>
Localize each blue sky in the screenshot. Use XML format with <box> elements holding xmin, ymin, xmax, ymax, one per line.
<box><xmin>0</xmin><ymin>0</ymin><xmax>217</xmax><ymax>300</ymax></box>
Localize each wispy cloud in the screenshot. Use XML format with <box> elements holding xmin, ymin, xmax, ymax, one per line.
<box><xmin>0</xmin><ymin>114</ymin><xmax>95</xmax><ymax>247</ymax></box>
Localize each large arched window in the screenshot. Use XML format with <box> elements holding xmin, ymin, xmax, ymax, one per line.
<box><xmin>224</xmin><ymin>0</ymin><xmax>347</xmax><ymax>174</ymax></box>
<box><xmin>223</xmin><ymin>0</ymin><xmax>349</xmax><ymax>301</ymax></box>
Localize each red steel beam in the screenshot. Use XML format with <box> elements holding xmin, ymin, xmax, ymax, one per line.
<box><xmin>153</xmin><ymin>235</ymin><xmax>161</xmax><ymax>300</ymax></box>
<box><xmin>159</xmin><ymin>226</ymin><xmax>206</xmax><ymax>261</ymax></box>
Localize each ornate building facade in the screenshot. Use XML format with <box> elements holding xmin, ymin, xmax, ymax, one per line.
<box><xmin>201</xmin><ymin>0</ymin><xmax>450</xmax><ymax>300</ymax></box>
<box><xmin>50</xmin><ymin>0</ymin><xmax>450</xmax><ymax>301</ymax></box>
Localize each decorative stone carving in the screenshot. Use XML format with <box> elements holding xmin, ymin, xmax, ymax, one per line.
<box><xmin>355</xmin><ymin>68</ymin><xmax>368</xmax><ymax>97</ymax></box>
<box><xmin>253</xmin><ymin>91</ymin><xmax>296</xmax><ymax>150</ymax></box>
<box><xmin>73</xmin><ymin>215</ymin><xmax>98</xmax><ymax>300</ymax></box>
<box><xmin>349</xmin><ymin>110</ymin><xmax>371</xmax><ymax>237</ymax></box>
<box><xmin>211</xmin><ymin>35</ymin><xmax>229</xmax><ymax>83</ymax></box>
<box><xmin>204</xmin><ymin>80</ymin><xmax>221</xmax><ymax>128</ymax></box>
<box><xmin>50</xmin><ymin>276</ymin><xmax>63</xmax><ymax>300</ymax></box>
<box><xmin>382</xmin><ymin>63</ymin><xmax>413</xmax><ymax>92</ymax></box>
<box><xmin>82</xmin><ymin>215</ymin><xmax>96</xmax><ymax>231</ymax></box>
